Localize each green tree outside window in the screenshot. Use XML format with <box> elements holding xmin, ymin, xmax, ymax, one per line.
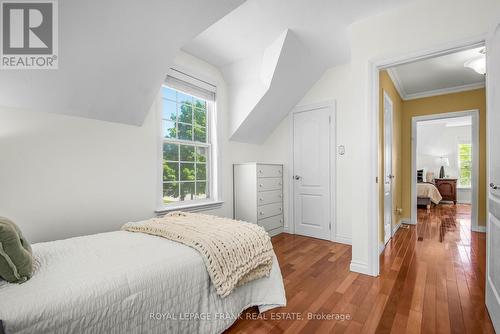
<box><xmin>161</xmin><ymin>86</ymin><xmax>209</xmax><ymax>203</ymax></box>
<box><xmin>458</xmin><ymin>143</ymin><xmax>472</xmax><ymax>188</ymax></box>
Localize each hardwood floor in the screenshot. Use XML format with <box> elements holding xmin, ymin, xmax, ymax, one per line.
<box><xmin>225</xmin><ymin>204</ymin><xmax>493</xmax><ymax>333</ymax></box>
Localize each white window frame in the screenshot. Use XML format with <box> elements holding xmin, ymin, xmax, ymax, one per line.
<box><xmin>156</xmin><ymin>70</ymin><xmax>222</xmax><ymax>214</ymax></box>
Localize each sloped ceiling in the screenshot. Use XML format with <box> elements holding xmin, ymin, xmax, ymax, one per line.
<box><xmin>229</xmin><ymin>29</ymin><xmax>324</xmax><ymax>143</ymax></box>
<box><xmin>184</xmin><ymin>0</ymin><xmax>413</xmax><ymax>143</ymax></box>
<box><xmin>0</xmin><ymin>0</ymin><xmax>244</xmax><ymax>125</ymax></box>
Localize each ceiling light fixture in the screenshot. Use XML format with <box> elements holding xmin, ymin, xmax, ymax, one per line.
<box><xmin>464</xmin><ymin>48</ymin><xmax>486</xmax><ymax>75</ymax></box>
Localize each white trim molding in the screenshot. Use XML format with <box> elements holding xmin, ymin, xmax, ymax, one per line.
<box><xmin>379</xmin><ymin>242</ymin><xmax>386</xmax><ymax>255</ymax></box>
<box><xmin>155</xmin><ymin>200</ymin><xmax>223</xmax><ymax>215</ymax></box>
<box><xmin>400</xmin><ymin>218</ymin><xmax>414</xmax><ymax>225</ymax></box>
<box><xmin>335</xmin><ymin>234</ymin><xmax>352</xmax><ymax>245</ymax></box>
<box><xmin>386</xmin><ymin>68</ymin><xmax>406</xmax><ymax>99</ymax></box>
<box><xmin>410</xmin><ymin>110</ymin><xmax>480</xmax><ymax>229</ymax></box>
<box><xmin>386</xmin><ymin>67</ymin><xmax>485</xmax><ymax>101</ymax></box>
<box><xmin>392</xmin><ymin>222</ymin><xmax>402</xmax><ymax>236</ymax></box>
<box><xmin>405</xmin><ymin>82</ymin><xmax>485</xmax><ymax>101</ymax></box>
<box><xmin>350</xmin><ymin>260</ymin><xmax>371</xmax><ymax>276</ymax></box>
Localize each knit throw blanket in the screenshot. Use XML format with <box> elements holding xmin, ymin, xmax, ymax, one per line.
<box><xmin>122</xmin><ymin>212</ymin><xmax>274</xmax><ymax>297</ymax></box>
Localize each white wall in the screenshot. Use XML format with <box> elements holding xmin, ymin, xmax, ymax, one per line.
<box><xmin>0</xmin><ymin>51</ymin><xmax>289</xmax><ymax>243</ymax></box>
<box><xmin>297</xmin><ymin>0</ymin><xmax>500</xmax><ymax>275</ymax></box>
<box><xmin>416</xmin><ymin>122</ymin><xmax>471</xmax><ymax>180</ymax></box>
<box><xmin>0</xmin><ymin>106</ymin><xmax>159</xmax><ymax>242</ymax></box>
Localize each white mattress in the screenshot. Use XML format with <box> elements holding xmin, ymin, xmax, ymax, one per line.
<box><xmin>0</xmin><ymin>231</ymin><xmax>286</xmax><ymax>334</ymax></box>
<box><xmin>417</xmin><ymin>183</ymin><xmax>443</xmax><ymax>204</ymax></box>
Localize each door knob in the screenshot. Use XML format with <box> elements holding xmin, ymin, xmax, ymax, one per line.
<box><xmin>490</xmin><ymin>183</ymin><xmax>499</xmax><ymax>190</ymax></box>
<box><xmin>388</xmin><ymin>174</ymin><xmax>395</xmax><ymax>179</ymax></box>
<box><xmin>294</xmin><ymin>175</ymin><xmax>301</xmax><ymax>180</ymax></box>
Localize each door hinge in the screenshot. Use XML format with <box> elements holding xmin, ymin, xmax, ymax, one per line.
<box><xmin>376</xmin><ymin>176</ymin><xmax>379</xmax><ymax>183</ymax></box>
<box><xmin>329</xmin><ymin>222</ymin><xmax>331</xmax><ymax>230</ymax></box>
<box><xmin>329</xmin><ymin>116</ymin><xmax>331</xmax><ymax>124</ymax></box>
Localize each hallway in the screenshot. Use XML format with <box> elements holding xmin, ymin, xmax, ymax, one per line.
<box><xmin>377</xmin><ymin>204</ymin><xmax>492</xmax><ymax>333</ymax></box>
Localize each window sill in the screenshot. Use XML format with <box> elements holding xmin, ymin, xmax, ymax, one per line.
<box><xmin>155</xmin><ymin>200</ymin><xmax>224</xmax><ymax>216</ymax></box>
<box><xmin>457</xmin><ymin>187</ymin><xmax>472</xmax><ymax>190</ymax></box>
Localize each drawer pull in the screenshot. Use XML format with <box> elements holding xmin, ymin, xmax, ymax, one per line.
<box><xmin>278</xmin><ymin>169</ymin><xmax>282</xmax><ymax>173</ymax></box>
<box><xmin>258</xmin><ymin>170</ymin><xmax>263</xmax><ymax>174</ymax></box>
<box><xmin>279</xmin><ymin>194</ymin><xmax>282</xmax><ymax>198</ymax></box>
<box><xmin>259</xmin><ymin>211</ymin><xmax>264</xmax><ymax>215</ymax></box>
<box><xmin>259</xmin><ymin>184</ymin><xmax>263</xmax><ymax>187</ymax></box>
<box><xmin>280</xmin><ymin>219</ymin><xmax>283</xmax><ymax>223</ymax></box>
<box><xmin>259</xmin><ymin>198</ymin><xmax>263</xmax><ymax>202</ymax></box>
<box><xmin>278</xmin><ymin>182</ymin><xmax>282</xmax><ymax>186</ymax></box>
<box><xmin>279</xmin><ymin>207</ymin><xmax>282</xmax><ymax>211</ymax></box>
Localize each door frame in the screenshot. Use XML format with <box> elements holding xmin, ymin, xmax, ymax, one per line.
<box><xmin>383</xmin><ymin>91</ymin><xmax>394</xmax><ymax>245</ymax></box>
<box><xmin>289</xmin><ymin>100</ymin><xmax>336</xmax><ymax>242</ymax></box>
<box><xmin>369</xmin><ymin>36</ymin><xmax>486</xmax><ymax>276</ymax></box>
<box><xmin>410</xmin><ymin>110</ymin><xmax>480</xmax><ymax>229</ymax></box>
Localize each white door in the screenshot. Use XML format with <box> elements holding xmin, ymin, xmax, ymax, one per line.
<box><xmin>293</xmin><ymin>106</ymin><xmax>332</xmax><ymax>240</ymax></box>
<box><xmin>486</xmin><ymin>23</ymin><xmax>500</xmax><ymax>332</ymax></box>
<box><xmin>383</xmin><ymin>92</ymin><xmax>393</xmax><ymax>244</ymax></box>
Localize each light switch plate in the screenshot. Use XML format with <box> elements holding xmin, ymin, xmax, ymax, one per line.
<box><xmin>338</xmin><ymin>145</ymin><xmax>345</xmax><ymax>155</ymax></box>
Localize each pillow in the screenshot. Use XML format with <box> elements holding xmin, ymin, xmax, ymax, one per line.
<box><xmin>417</xmin><ymin>169</ymin><xmax>424</xmax><ymax>183</ymax></box>
<box><xmin>426</xmin><ymin>171</ymin><xmax>435</xmax><ymax>184</ymax></box>
<box><xmin>0</xmin><ymin>217</ymin><xmax>33</xmax><ymax>283</ymax></box>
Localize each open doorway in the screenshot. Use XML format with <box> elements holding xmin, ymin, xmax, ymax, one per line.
<box><xmin>377</xmin><ymin>43</ymin><xmax>486</xmax><ymax>252</ymax></box>
<box><xmin>373</xmin><ymin>41</ymin><xmax>489</xmax><ymax>330</ymax></box>
<box><xmin>412</xmin><ymin>111</ymin><xmax>479</xmax><ymax>236</ymax></box>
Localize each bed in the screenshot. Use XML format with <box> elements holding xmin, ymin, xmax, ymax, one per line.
<box><xmin>417</xmin><ymin>182</ymin><xmax>442</xmax><ymax>210</ymax></box>
<box><xmin>0</xmin><ymin>230</ymin><xmax>286</xmax><ymax>334</ymax></box>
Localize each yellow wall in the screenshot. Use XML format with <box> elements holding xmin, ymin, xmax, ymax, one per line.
<box><xmin>379</xmin><ymin>71</ymin><xmax>403</xmax><ymax>243</ymax></box>
<box><xmin>401</xmin><ymin>88</ymin><xmax>487</xmax><ymax>225</ymax></box>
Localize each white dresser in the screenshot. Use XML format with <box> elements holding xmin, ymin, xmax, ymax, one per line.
<box><xmin>233</xmin><ymin>163</ymin><xmax>284</xmax><ymax>236</ymax></box>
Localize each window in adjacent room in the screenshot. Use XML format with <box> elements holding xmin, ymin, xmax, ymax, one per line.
<box><xmin>160</xmin><ymin>71</ymin><xmax>217</xmax><ymax>207</ymax></box>
<box><xmin>458</xmin><ymin>143</ymin><xmax>472</xmax><ymax>188</ymax></box>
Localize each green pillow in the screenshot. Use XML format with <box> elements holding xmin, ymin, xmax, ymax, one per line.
<box><xmin>0</xmin><ymin>217</ymin><xmax>33</xmax><ymax>283</ymax></box>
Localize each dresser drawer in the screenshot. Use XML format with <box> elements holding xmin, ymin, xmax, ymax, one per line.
<box><xmin>257</xmin><ymin>190</ymin><xmax>283</xmax><ymax>206</ymax></box>
<box><xmin>257</xmin><ymin>177</ymin><xmax>282</xmax><ymax>191</ymax></box>
<box><xmin>259</xmin><ymin>214</ymin><xmax>284</xmax><ymax>231</ymax></box>
<box><xmin>257</xmin><ymin>164</ymin><xmax>283</xmax><ymax>178</ymax></box>
<box><xmin>257</xmin><ymin>202</ymin><xmax>283</xmax><ymax>220</ymax></box>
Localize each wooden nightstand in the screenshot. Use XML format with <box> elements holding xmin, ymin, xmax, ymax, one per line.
<box><xmin>435</xmin><ymin>178</ymin><xmax>457</xmax><ymax>204</ymax></box>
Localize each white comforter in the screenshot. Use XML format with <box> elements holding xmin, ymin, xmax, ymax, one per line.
<box><xmin>417</xmin><ymin>183</ymin><xmax>443</xmax><ymax>204</ymax></box>
<box><xmin>0</xmin><ymin>231</ymin><xmax>286</xmax><ymax>334</ymax></box>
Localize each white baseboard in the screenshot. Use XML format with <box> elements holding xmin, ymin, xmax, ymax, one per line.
<box><xmin>334</xmin><ymin>234</ymin><xmax>352</xmax><ymax>245</ymax></box>
<box><xmin>379</xmin><ymin>242</ymin><xmax>386</xmax><ymax>255</ymax></box>
<box><xmin>472</xmin><ymin>225</ymin><xmax>486</xmax><ymax>233</ymax></box>
<box><xmin>268</xmin><ymin>227</ymin><xmax>284</xmax><ymax>237</ymax></box>
<box><xmin>392</xmin><ymin>222</ymin><xmax>401</xmax><ymax>236</ymax></box>
<box><xmin>400</xmin><ymin>217</ymin><xmax>415</xmax><ymax>225</ymax></box>
<box><xmin>350</xmin><ymin>260</ymin><xmax>373</xmax><ymax>276</ymax></box>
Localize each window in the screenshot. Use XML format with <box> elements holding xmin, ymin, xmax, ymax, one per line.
<box><xmin>160</xmin><ymin>73</ymin><xmax>217</xmax><ymax>207</ymax></box>
<box><xmin>458</xmin><ymin>143</ymin><xmax>472</xmax><ymax>188</ymax></box>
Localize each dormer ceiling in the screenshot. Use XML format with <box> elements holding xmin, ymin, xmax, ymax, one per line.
<box><xmin>183</xmin><ymin>0</ymin><xmax>413</xmax><ymax>143</ymax></box>
<box><xmin>0</xmin><ymin>0</ymin><xmax>245</xmax><ymax>125</ymax></box>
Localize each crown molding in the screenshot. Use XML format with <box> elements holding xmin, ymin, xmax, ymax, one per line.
<box><xmin>386</xmin><ymin>67</ymin><xmax>485</xmax><ymax>101</ymax></box>
<box><xmin>386</xmin><ymin>67</ymin><xmax>406</xmax><ymax>100</ymax></box>
<box><xmin>404</xmin><ymin>81</ymin><xmax>485</xmax><ymax>100</ymax></box>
